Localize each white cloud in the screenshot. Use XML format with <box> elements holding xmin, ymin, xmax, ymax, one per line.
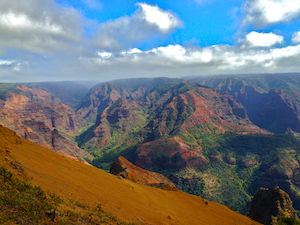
<box><xmin>97</xmin><ymin>51</ymin><xmax>112</xmax><ymax>59</ymax></box>
<box><xmin>77</xmin><ymin>43</ymin><xmax>300</xmax><ymax>80</ymax></box>
<box><xmin>0</xmin><ymin>12</ymin><xmax>63</xmax><ymax>34</ymax></box>
<box><xmin>243</xmin><ymin>0</ymin><xmax>300</xmax><ymax>27</ymax></box>
<box><xmin>0</xmin><ymin>0</ymin><xmax>84</xmax><ymax>55</ymax></box>
<box><xmin>137</xmin><ymin>3</ymin><xmax>181</xmax><ymax>33</ymax></box>
<box><xmin>0</xmin><ymin>1</ymin><xmax>181</xmax><ymax>56</ymax></box>
<box><xmin>93</xmin><ymin>3</ymin><xmax>182</xmax><ymax>50</ymax></box>
<box><xmin>3</xmin><ymin>42</ymin><xmax>300</xmax><ymax>82</ymax></box>
<box><xmin>121</xmin><ymin>48</ymin><xmax>142</xmax><ymax>55</ymax></box>
<box><xmin>0</xmin><ymin>60</ymin><xmax>15</xmax><ymax>66</ymax></box>
<box><xmin>1</xmin><ymin>0</ymin><xmax>300</xmax><ymax>82</ymax></box>
<box><xmin>0</xmin><ymin>59</ymin><xmax>24</xmax><ymax>72</ymax></box>
<box><xmin>152</xmin><ymin>45</ymin><xmax>187</xmax><ymax>61</ymax></box>
<box><xmin>292</xmin><ymin>31</ymin><xmax>300</xmax><ymax>44</ymax></box>
<box><xmin>241</xmin><ymin>31</ymin><xmax>284</xmax><ymax>48</ymax></box>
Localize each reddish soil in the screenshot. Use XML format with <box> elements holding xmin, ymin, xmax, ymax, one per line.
<box><xmin>0</xmin><ymin>125</ymin><xmax>261</xmax><ymax>225</ymax></box>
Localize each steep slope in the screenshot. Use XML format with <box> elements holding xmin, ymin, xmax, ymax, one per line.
<box><xmin>76</xmin><ymin>78</ymin><xmax>181</xmax><ymax>123</ymax></box>
<box><xmin>143</xmin><ymin>84</ymin><xmax>264</xmax><ymax>141</ymax></box>
<box><xmin>251</xmin><ymin>89</ymin><xmax>300</xmax><ymax>133</ymax></box>
<box><xmin>81</xmin><ymin>82</ymin><xmax>266</xmax><ymax>169</ymax></box>
<box><xmin>0</xmin><ymin>86</ymin><xmax>90</xmax><ymax>162</ymax></box>
<box><xmin>0</xmin><ymin>167</ymin><xmax>134</xmax><ymax>225</ymax></box>
<box><xmin>0</xmin><ymin>125</ymin><xmax>260</xmax><ymax>225</ymax></box>
<box><xmin>76</xmin><ymin>83</ymin><xmax>131</xmax><ymax>123</ymax></box>
<box><xmin>77</xmin><ymin>81</ymin><xmax>274</xmax><ymax>212</ymax></box>
<box><xmin>77</xmin><ymin>97</ymin><xmax>146</xmax><ymax>155</ymax></box>
<box><xmin>193</xmin><ymin>74</ymin><xmax>300</xmax><ymax>133</ymax></box>
<box><xmin>15</xmin><ymin>85</ymin><xmax>87</xmax><ymax>133</ymax></box>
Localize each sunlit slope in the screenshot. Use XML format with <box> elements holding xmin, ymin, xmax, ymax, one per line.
<box><xmin>0</xmin><ymin>125</ymin><xmax>260</xmax><ymax>225</ymax></box>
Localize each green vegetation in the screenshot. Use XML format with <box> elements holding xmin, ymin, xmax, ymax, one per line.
<box><xmin>176</xmin><ymin>178</ymin><xmax>205</xmax><ymax>196</ymax></box>
<box><xmin>176</xmin><ymin>128</ymin><xmax>300</xmax><ymax>212</ymax></box>
<box><xmin>74</xmin><ymin>79</ymin><xmax>300</xmax><ymax>214</ymax></box>
<box><xmin>278</xmin><ymin>217</ymin><xmax>300</xmax><ymax>225</ymax></box>
<box><xmin>0</xmin><ymin>167</ymin><xmax>136</xmax><ymax>225</ymax></box>
<box><xmin>0</xmin><ymin>83</ymin><xmax>18</xmax><ymax>100</ymax></box>
<box><xmin>78</xmin><ymin>122</ymin><xmax>95</xmax><ymax>135</ymax></box>
<box><xmin>0</xmin><ymin>167</ymin><xmax>61</xmax><ymax>224</ymax></box>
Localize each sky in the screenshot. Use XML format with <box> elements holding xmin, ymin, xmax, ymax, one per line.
<box><xmin>1</xmin><ymin>0</ymin><xmax>300</xmax><ymax>82</ymax></box>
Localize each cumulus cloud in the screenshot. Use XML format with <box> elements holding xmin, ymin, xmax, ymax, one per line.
<box><xmin>137</xmin><ymin>3</ymin><xmax>181</xmax><ymax>33</ymax></box>
<box><xmin>240</xmin><ymin>31</ymin><xmax>284</xmax><ymax>48</ymax></box>
<box><xmin>1</xmin><ymin>0</ymin><xmax>300</xmax><ymax>82</ymax></box>
<box><xmin>243</xmin><ymin>0</ymin><xmax>300</xmax><ymax>27</ymax></box>
<box><xmin>0</xmin><ymin>59</ymin><xmax>24</xmax><ymax>73</ymax></box>
<box><xmin>77</xmin><ymin>43</ymin><xmax>300</xmax><ymax>80</ymax></box>
<box><xmin>93</xmin><ymin>3</ymin><xmax>182</xmax><ymax>50</ymax></box>
<box><xmin>0</xmin><ymin>1</ymin><xmax>182</xmax><ymax>55</ymax></box>
<box><xmin>0</xmin><ymin>0</ymin><xmax>84</xmax><ymax>55</ymax></box>
<box><xmin>3</xmin><ymin>42</ymin><xmax>300</xmax><ymax>82</ymax></box>
<box><xmin>292</xmin><ymin>31</ymin><xmax>300</xmax><ymax>44</ymax></box>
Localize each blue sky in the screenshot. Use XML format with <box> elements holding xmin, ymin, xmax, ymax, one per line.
<box><xmin>57</xmin><ymin>0</ymin><xmax>244</xmax><ymax>47</ymax></box>
<box><xmin>1</xmin><ymin>0</ymin><xmax>300</xmax><ymax>82</ymax></box>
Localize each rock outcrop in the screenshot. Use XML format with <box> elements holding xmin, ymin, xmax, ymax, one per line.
<box><xmin>110</xmin><ymin>156</ymin><xmax>176</xmax><ymax>190</ymax></box>
<box><xmin>248</xmin><ymin>187</ymin><xmax>299</xmax><ymax>225</ymax></box>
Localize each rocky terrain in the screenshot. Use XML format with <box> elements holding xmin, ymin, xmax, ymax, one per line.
<box><xmin>3</xmin><ymin>74</ymin><xmax>300</xmax><ymax>216</ymax></box>
<box><xmin>0</xmin><ymin>85</ymin><xmax>91</xmax><ymax>162</ymax></box>
<box><xmin>194</xmin><ymin>74</ymin><xmax>300</xmax><ymax>133</ymax></box>
<box><xmin>110</xmin><ymin>156</ymin><xmax>176</xmax><ymax>190</ymax></box>
<box><xmin>76</xmin><ymin>83</ymin><xmax>131</xmax><ymax>123</ymax></box>
<box><xmin>73</xmin><ymin>76</ymin><xmax>300</xmax><ymax>213</ymax></box>
<box><xmin>77</xmin><ymin>82</ymin><xmax>267</xmax><ymax>153</ymax></box>
<box><xmin>248</xmin><ymin>187</ymin><xmax>299</xmax><ymax>225</ymax></box>
<box><xmin>74</xmin><ymin>80</ymin><xmax>274</xmax><ymax>211</ymax></box>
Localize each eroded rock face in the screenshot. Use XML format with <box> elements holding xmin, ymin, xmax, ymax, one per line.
<box><xmin>0</xmin><ymin>87</ymin><xmax>90</xmax><ymax>163</ymax></box>
<box><xmin>110</xmin><ymin>156</ymin><xmax>176</xmax><ymax>190</ymax></box>
<box><xmin>133</xmin><ymin>137</ymin><xmax>210</xmax><ymax>170</ymax></box>
<box><xmin>248</xmin><ymin>187</ymin><xmax>299</xmax><ymax>225</ymax></box>
<box><xmin>76</xmin><ymin>83</ymin><xmax>130</xmax><ymax>123</ymax></box>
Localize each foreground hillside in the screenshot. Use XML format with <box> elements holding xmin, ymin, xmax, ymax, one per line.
<box><xmin>0</xmin><ymin>125</ymin><xmax>260</xmax><ymax>225</ymax></box>
<box><xmin>0</xmin><ymin>167</ymin><xmax>135</xmax><ymax>225</ymax></box>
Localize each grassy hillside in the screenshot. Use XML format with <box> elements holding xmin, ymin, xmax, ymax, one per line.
<box><xmin>0</xmin><ymin>124</ymin><xmax>260</xmax><ymax>225</ymax></box>
<box><xmin>0</xmin><ymin>167</ymin><xmax>134</xmax><ymax>225</ymax></box>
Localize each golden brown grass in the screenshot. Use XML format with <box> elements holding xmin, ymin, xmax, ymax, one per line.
<box><xmin>0</xmin><ymin>125</ymin><xmax>261</xmax><ymax>225</ymax></box>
